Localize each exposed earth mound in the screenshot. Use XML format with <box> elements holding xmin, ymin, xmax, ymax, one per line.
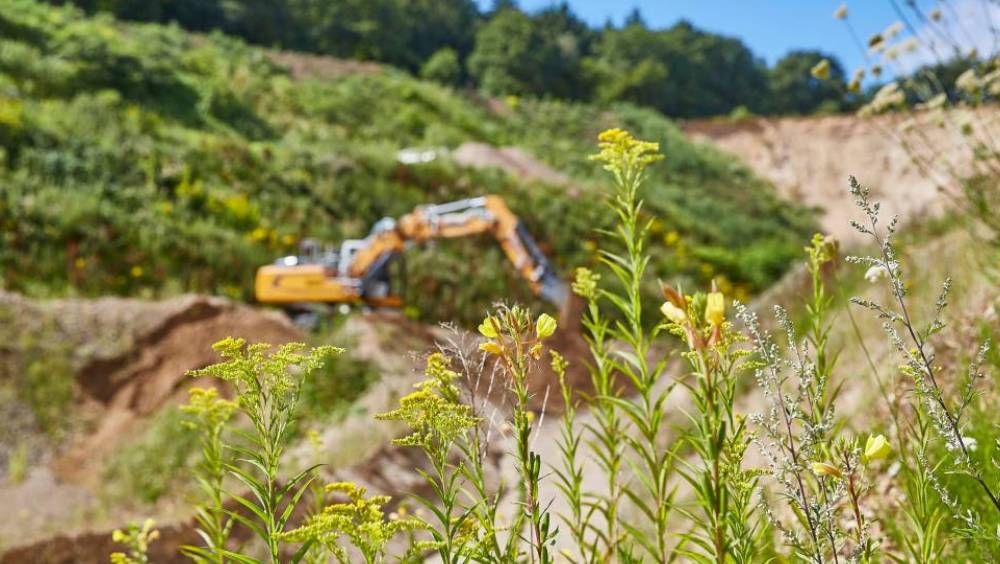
<box><xmin>683</xmin><ymin>110</ymin><xmax>994</xmax><ymax>241</ymax></box>
<box><xmin>0</xmin><ymin>292</ymin><xmax>305</xmax><ymax>552</ymax></box>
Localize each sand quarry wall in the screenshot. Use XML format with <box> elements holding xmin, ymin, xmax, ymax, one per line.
<box><xmin>684</xmin><ymin>108</ymin><xmax>1000</xmax><ymax>242</ymax></box>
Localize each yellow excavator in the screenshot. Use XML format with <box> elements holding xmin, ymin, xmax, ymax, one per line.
<box><xmin>255</xmin><ymin>196</ymin><xmax>568</xmax><ymax>319</ymax></box>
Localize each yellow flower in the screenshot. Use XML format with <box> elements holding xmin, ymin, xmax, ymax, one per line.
<box><xmin>811</xmin><ymin>462</ymin><xmax>842</xmax><ymax>479</ymax></box>
<box><xmin>535</xmin><ymin>313</ymin><xmax>557</xmax><ymax>339</ymax></box>
<box><xmin>571</xmin><ymin>267</ymin><xmax>600</xmax><ymax>300</ymax></box>
<box><xmin>705</xmin><ymin>291</ymin><xmax>725</xmax><ymax>327</ymax></box>
<box><xmin>478</xmin><ymin>317</ymin><xmax>498</xmax><ymax>338</ymax></box>
<box><xmin>811</xmin><ymin>59</ymin><xmax>831</xmax><ymax>81</ymax></box>
<box><xmin>130</xmin><ymin>265</ymin><xmax>143</xmax><ymax>278</ymax></box>
<box><xmin>589</xmin><ymin>128</ymin><xmax>663</xmax><ymax>177</ymax></box>
<box><xmin>864</xmin><ymin>434</ymin><xmax>892</xmax><ymax>461</ymax></box>
<box><xmin>660</xmin><ymin>301</ymin><xmax>687</xmax><ymax>324</ymax></box>
<box><xmin>479</xmin><ymin>341</ymin><xmax>502</xmax><ymax>355</ymax></box>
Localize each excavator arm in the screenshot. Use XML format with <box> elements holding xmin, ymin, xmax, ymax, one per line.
<box><xmin>255</xmin><ymin>195</ymin><xmax>568</xmax><ymax>310</ymax></box>
<box><xmin>348</xmin><ymin>196</ymin><xmax>567</xmax><ymax>308</ymax></box>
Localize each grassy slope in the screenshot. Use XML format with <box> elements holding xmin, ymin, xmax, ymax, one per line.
<box><xmin>0</xmin><ymin>0</ymin><xmax>815</xmax><ymax>324</ymax></box>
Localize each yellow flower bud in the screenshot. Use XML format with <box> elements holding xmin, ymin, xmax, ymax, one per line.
<box><xmin>660</xmin><ymin>301</ymin><xmax>687</xmax><ymax>324</ymax></box>
<box><xmin>811</xmin><ymin>462</ymin><xmax>843</xmax><ymax>479</ymax></box>
<box><xmin>705</xmin><ymin>292</ymin><xmax>725</xmax><ymax>326</ymax></box>
<box><xmin>535</xmin><ymin>313</ymin><xmax>557</xmax><ymax>339</ymax></box>
<box><xmin>864</xmin><ymin>434</ymin><xmax>892</xmax><ymax>461</ymax></box>
<box><xmin>811</xmin><ymin>59</ymin><xmax>831</xmax><ymax>81</ymax></box>
<box><xmin>479</xmin><ymin>341</ymin><xmax>502</xmax><ymax>355</ymax></box>
<box><xmin>478</xmin><ymin>317</ymin><xmax>498</xmax><ymax>338</ymax></box>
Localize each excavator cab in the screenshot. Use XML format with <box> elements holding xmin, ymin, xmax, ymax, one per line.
<box><xmin>255</xmin><ymin>237</ymin><xmax>405</xmax><ymax>309</ymax></box>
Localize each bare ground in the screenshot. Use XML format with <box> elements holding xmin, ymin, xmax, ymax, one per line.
<box><xmin>683</xmin><ymin>109</ymin><xmax>1000</xmax><ymax>242</ymax></box>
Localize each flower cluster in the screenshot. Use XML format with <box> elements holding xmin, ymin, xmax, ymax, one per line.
<box><xmin>376</xmin><ymin>353</ymin><xmax>479</xmax><ymax>449</ymax></box>
<box><xmin>279</xmin><ymin>482</ymin><xmax>428</xmax><ymax>563</ymax></box>
<box><xmin>589</xmin><ymin>127</ymin><xmax>664</xmax><ymax>187</ymax></box>
<box><xmin>110</xmin><ymin>518</ymin><xmax>159</xmax><ymax>564</ymax></box>
<box><xmin>180</xmin><ymin>386</ymin><xmax>237</xmax><ymax>431</ymax></box>
<box><xmin>187</xmin><ymin>337</ymin><xmax>341</xmax><ymax>409</ymax></box>
<box><xmin>571</xmin><ymin>266</ymin><xmax>600</xmax><ymax>300</ymax></box>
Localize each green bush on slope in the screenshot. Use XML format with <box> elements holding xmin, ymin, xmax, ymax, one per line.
<box><xmin>0</xmin><ymin>0</ymin><xmax>815</xmax><ymax>324</ymax></box>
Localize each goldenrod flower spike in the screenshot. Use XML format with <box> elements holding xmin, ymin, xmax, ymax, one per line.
<box><xmin>571</xmin><ymin>267</ymin><xmax>600</xmax><ymax>300</ymax></box>
<box><xmin>811</xmin><ymin>462</ymin><xmax>843</xmax><ymax>479</ymax></box>
<box><xmin>864</xmin><ymin>434</ymin><xmax>892</xmax><ymax>462</ymax></box>
<box><xmin>705</xmin><ymin>291</ymin><xmax>725</xmax><ymax>327</ymax></box>
<box><xmin>589</xmin><ymin>128</ymin><xmax>663</xmax><ymax>182</ymax></box>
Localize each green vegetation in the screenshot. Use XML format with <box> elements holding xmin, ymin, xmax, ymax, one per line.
<box><xmin>101</xmin><ymin>346</ymin><xmax>377</xmax><ymax>505</ymax></box>
<box><xmin>42</xmin><ymin>0</ymin><xmax>858</xmax><ymax>118</ymax></box>
<box><xmin>0</xmin><ymin>303</ymin><xmax>76</xmax><ymax>439</ymax></box>
<box><xmin>103</xmin><ymin>409</ymin><xmax>197</xmax><ymax>504</ymax></box>
<box><xmin>0</xmin><ymin>0</ymin><xmax>814</xmax><ymax>325</ymax></box>
<box><xmin>96</xmin><ymin>128</ymin><xmax>1000</xmax><ymax>564</ymax></box>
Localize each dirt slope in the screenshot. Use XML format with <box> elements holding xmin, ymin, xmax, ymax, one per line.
<box><xmin>0</xmin><ymin>292</ymin><xmax>304</xmax><ymax>553</ymax></box>
<box><xmin>683</xmin><ymin>110</ymin><xmax>996</xmax><ymax>241</ymax></box>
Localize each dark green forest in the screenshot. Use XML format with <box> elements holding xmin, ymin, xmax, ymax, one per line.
<box><xmin>44</xmin><ymin>0</ymin><xmax>857</xmax><ymax>118</ymax></box>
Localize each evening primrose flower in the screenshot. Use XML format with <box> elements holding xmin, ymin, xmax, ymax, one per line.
<box><xmin>705</xmin><ymin>291</ymin><xmax>725</xmax><ymax>327</ymax></box>
<box><xmin>478</xmin><ymin>316</ymin><xmax>498</xmax><ymax>338</ymax></box>
<box><xmin>535</xmin><ymin>313</ymin><xmax>557</xmax><ymax>339</ymax></box>
<box><xmin>479</xmin><ymin>341</ymin><xmax>502</xmax><ymax>355</ymax></box>
<box><xmin>811</xmin><ymin>462</ymin><xmax>843</xmax><ymax>479</ymax></box>
<box><xmin>864</xmin><ymin>434</ymin><xmax>892</xmax><ymax>461</ymax></box>
<box><xmin>660</xmin><ymin>301</ymin><xmax>687</xmax><ymax>324</ymax></box>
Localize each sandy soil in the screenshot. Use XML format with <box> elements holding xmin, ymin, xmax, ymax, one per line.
<box><xmin>684</xmin><ymin>108</ymin><xmax>1000</xmax><ymax>242</ymax></box>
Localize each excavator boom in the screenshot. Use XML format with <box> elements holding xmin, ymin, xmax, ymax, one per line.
<box><xmin>255</xmin><ymin>195</ymin><xmax>567</xmax><ymax>311</ymax></box>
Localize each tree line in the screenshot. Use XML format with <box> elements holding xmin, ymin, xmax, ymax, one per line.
<box><xmin>50</xmin><ymin>0</ymin><xmax>855</xmax><ymax>118</ymax></box>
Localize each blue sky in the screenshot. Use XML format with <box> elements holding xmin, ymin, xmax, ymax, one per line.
<box><xmin>477</xmin><ymin>1</ymin><xmax>999</xmax><ymax>80</ymax></box>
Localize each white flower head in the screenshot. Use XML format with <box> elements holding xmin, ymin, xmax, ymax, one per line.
<box><xmin>865</xmin><ymin>264</ymin><xmax>889</xmax><ymax>283</ymax></box>
<box><xmin>947</xmin><ymin>436</ymin><xmax>977</xmax><ymax>452</ymax></box>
